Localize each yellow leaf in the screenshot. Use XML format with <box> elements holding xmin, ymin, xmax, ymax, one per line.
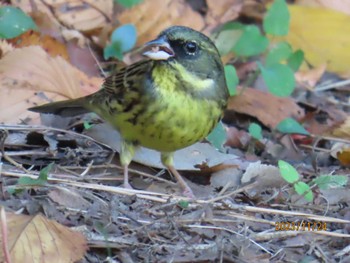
<box><xmin>281</xmin><ymin>5</ymin><xmax>350</xmax><ymax>77</ymax></box>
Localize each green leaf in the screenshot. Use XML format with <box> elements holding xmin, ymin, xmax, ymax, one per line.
<box><xmin>224</xmin><ymin>65</ymin><xmax>238</xmax><ymax>96</ymax></box>
<box><xmin>248</xmin><ymin>123</ymin><xmax>263</xmax><ymax>140</ymax></box>
<box><xmin>18</xmin><ymin>163</ymin><xmax>53</xmax><ymax>186</ymax></box>
<box><xmin>263</xmin><ymin>0</ymin><xmax>290</xmax><ymax>36</ymax></box>
<box><xmin>104</xmin><ymin>42</ymin><xmax>123</xmax><ymax>60</ymax></box>
<box><xmin>266</xmin><ymin>42</ymin><xmax>292</xmax><ymax>66</ymax></box>
<box><xmin>287</xmin><ymin>50</ymin><xmax>304</xmax><ymax>71</ymax></box>
<box><xmin>232</xmin><ymin>25</ymin><xmax>269</xmax><ymax>57</ymax></box>
<box><xmin>18</xmin><ymin>176</ymin><xmax>45</xmax><ymax>186</ymax></box>
<box><xmin>38</xmin><ymin>163</ymin><xmax>53</xmax><ymax>181</ymax></box>
<box><xmin>206</xmin><ymin>122</ymin><xmax>226</xmax><ymax>152</ymax></box>
<box><xmin>0</xmin><ymin>7</ymin><xmax>37</xmax><ymax>39</ymax></box>
<box><xmin>177</xmin><ymin>200</ymin><xmax>189</xmax><ymax>209</ymax></box>
<box><xmin>278</xmin><ymin>160</ymin><xmax>299</xmax><ymax>183</ymax></box>
<box><xmin>83</xmin><ymin>121</ymin><xmax>93</xmax><ymax>130</ymax></box>
<box><xmin>104</xmin><ymin>24</ymin><xmax>137</xmax><ymax>60</ymax></box>
<box><xmin>313</xmin><ymin>175</ymin><xmax>348</xmax><ymax>190</ymax></box>
<box><xmin>258</xmin><ymin>62</ymin><xmax>295</xmax><ymax>97</ymax></box>
<box><xmin>116</xmin><ymin>0</ymin><xmax>143</xmax><ymax>8</ymax></box>
<box><xmin>294</xmin><ymin>181</ymin><xmax>313</xmax><ymax>201</ymax></box>
<box><xmin>276</xmin><ymin>118</ymin><xmax>310</xmax><ymax>135</ymax></box>
<box><xmin>214</xmin><ymin>22</ymin><xmax>244</xmax><ymax>56</ymax></box>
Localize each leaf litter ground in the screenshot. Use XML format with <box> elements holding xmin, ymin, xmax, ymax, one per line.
<box><xmin>1</xmin><ymin>118</ymin><xmax>350</xmax><ymax>262</ymax></box>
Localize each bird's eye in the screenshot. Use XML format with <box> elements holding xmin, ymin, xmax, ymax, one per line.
<box><xmin>184</xmin><ymin>41</ymin><xmax>198</xmax><ymax>55</ymax></box>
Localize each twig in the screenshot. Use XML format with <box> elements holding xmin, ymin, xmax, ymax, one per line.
<box><xmin>315</xmin><ymin>79</ymin><xmax>350</xmax><ymax>92</ymax></box>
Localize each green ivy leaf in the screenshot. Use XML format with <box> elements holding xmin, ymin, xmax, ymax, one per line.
<box><xmin>276</xmin><ymin>118</ymin><xmax>309</xmax><ymax>135</ymax></box>
<box><xmin>232</xmin><ymin>25</ymin><xmax>269</xmax><ymax>57</ymax></box>
<box><xmin>83</xmin><ymin>121</ymin><xmax>93</xmax><ymax>130</ymax></box>
<box><xmin>278</xmin><ymin>160</ymin><xmax>299</xmax><ymax>183</ymax></box>
<box><xmin>294</xmin><ymin>181</ymin><xmax>313</xmax><ymax>202</ymax></box>
<box><xmin>206</xmin><ymin>122</ymin><xmax>226</xmax><ymax>152</ymax></box>
<box><xmin>313</xmin><ymin>175</ymin><xmax>348</xmax><ymax>190</ymax></box>
<box><xmin>248</xmin><ymin>123</ymin><xmax>263</xmax><ymax>140</ymax></box>
<box><xmin>287</xmin><ymin>50</ymin><xmax>304</xmax><ymax>71</ymax></box>
<box><xmin>266</xmin><ymin>42</ymin><xmax>292</xmax><ymax>66</ymax></box>
<box><xmin>214</xmin><ymin>22</ymin><xmax>244</xmax><ymax>56</ymax></box>
<box><xmin>0</xmin><ymin>7</ymin><xmax>37</xmax><ymax>39</ymax></box>
<box><xmin>104</xmin><ymin>24</ymin><xmax>137</xmax><ymax>60</ymax></box>
<box><xmin>224</xmin><ymin>65</ymin><xmax>238</xmax><ymax>96</ymax></box>
<box><xmin>38</xmin><ymin>163</ymin><xmax>53</xmax><ymax>181</ymax></box>
<box><xmin>116</xmin><ymin>0</ymin><xmax>143</xmax><ymax>8</ymax></box>
<box><xmin>263</xmin><ymin>0</ymin><xmax>290</xmax><ymax>36</ymax></box>
<box><xmin>177</xmin><ymin>200</ymin><xmax>189</xmax><ymax>209</ymax></box>
<box><xmin>258</xmin><ymin>62</ymin><xmax>295</xmax><ymax>97</ymax></box>
<box><xmin>18</xmin><ymin>163</ymin><xmax>53</xmax><ymax>186</ymax></box>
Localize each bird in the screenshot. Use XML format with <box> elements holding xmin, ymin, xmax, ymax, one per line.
<box><xmin>29</xmin><ymin>26</ymin><xmax>229</xmax><ymax>198</ymax></box>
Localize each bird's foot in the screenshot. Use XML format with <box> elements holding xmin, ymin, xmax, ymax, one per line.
<box><xmin>123</xmin><ymin>182</ymin><xmax>133</xmax><ymax>189</ymax></box>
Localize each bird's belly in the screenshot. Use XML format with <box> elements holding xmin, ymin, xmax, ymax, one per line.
<box><xmin>107</xmin><ymin>97</ymin><xmax>222</xmax><ymax>152</ymax></box>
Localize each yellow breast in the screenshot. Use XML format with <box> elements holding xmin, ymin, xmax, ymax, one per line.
<box><xmin>102</xmin><ymin>62</ymin><xmax>223</xmax><ymax>152</ymax></box>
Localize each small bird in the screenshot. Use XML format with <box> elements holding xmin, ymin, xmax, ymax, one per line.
<box><xmin>29</xmin><ymin>26</ymin><xmax>229</xmax><ymax>198</ymax></box>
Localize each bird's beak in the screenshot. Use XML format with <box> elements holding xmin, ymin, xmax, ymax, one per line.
<box><xmin>142</xmin><ymin>36</ymin><xmax>175</xmax><ymax>60</ymax></box>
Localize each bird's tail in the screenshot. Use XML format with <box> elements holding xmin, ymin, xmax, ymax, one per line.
<box><xmin>28</xmin><ymin>97</ymin><xmax>91</xmax><ymax>117</ymax></box>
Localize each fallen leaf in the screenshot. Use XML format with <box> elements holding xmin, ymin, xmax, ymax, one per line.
<box><xmin>14</xmin><ymin>0</ymin><xmax>113</xmax><ymax>32</ymax></box>
<box><xmin>85</xmin><ymin>123</ymin><xmax>236</xmax><ymax>170</ymax></box>
<box><xmin>8</xmin><ymin>30</ymin><xmax>69</xmax><ymax>60</ymax></box>
<box><xmin>295</xmin><ymin>64</ymin><xmax>327</xmax><ymax>89</ymax></box>
<box><xmin>0</xmin><ymin>212</ymin><xmax>87</xmax><ymax>262</ymax></box>
<box><xmin>48</xmin><ymin>187</ymin><xmax>91</xmax><ymax>210</ymax></box>
<box><xmin>280</xmin><ymin>5</ymin><xmax>350</xmax><ymax>77</ymax></box>
<box><xmin>118</xmin><ymin>0</ymin><xmax>205</xmax><ymax>45</ymax></box>
<box><xmin>296</xmin><ymin>0</ymin><xmax>350</xmax><ymax>16</ymax></box>
<box><xmin>0</xmin><ymin>46</ymin><xmax>102</xmax><ymax>124</ymax></box>
<box><xmin>330</xmin><ymin>142</ymin><xmax>350</xmax><ymax>166</ymax></box>
<box><xmin>331</xmin><ymin>116</ymin><xmax>350</xmax><ymax>139</ymax></box>
<box><xmin>204</xmin><ymin>0</ymin><xmax>242</xmax><ymax>32</ymax></box>
<box><xmin>226</xmin><ymin>87</ymin><xmax>305</xmax><ymax>128</ymax></box>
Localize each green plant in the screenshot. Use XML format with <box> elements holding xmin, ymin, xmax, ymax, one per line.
<box><xmin>104</xmin><ymin>24</ymin><xmax>137</xmax><ymax>60</ymax></box>
<box><xmin>8</xmin><ymin>163</ymin><xmax>53</xmax><ymax>194</ymax></box>
<box><xmin>115</xmin><ymin>0</ymin><xmax>143</xmax><ymax>8</ymax></box>
<box><xmin>278</xmin><ymin>160</ymin><xmax>348</xmax><ymax>202</ymax></box>
<box><xmin>0</xmin><ymin>6</ymin><xmax>37</xmax><ymax>39</ymax></box>
<box><xmin>215</xmin><ymin>0</ymin><xmax>307</xmax><ymax>140</ymax></box>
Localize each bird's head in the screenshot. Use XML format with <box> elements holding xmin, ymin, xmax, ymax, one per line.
<box><xmin>142</xmin><ymin>26</ymin><xmax>226</xmax><ymax>94</ymax></box>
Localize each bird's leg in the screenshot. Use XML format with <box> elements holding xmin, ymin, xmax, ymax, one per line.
<box><xmin>120</xmin><ymin>140</ymin><xmax>137</xmax><ymax>189</ymax></box>
<box><xmin>123</xmin><ymin>164</ymin><xmax>132</xmax><ymax>189</ymax></box>
<box><xmin>161</xmin><ymin>152</ymin><xmax>195</xmax><ymax>199</ymax></box>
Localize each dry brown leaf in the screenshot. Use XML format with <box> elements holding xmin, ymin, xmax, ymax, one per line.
<box><xmin>0</xmin><ymin>46</ymin><xmax>102</xmax><ymax>124</ymax></box>
<box><xmin>296</xmin><ymin>0</ymin><xmax>350</xmax><ymax>16</ymax></box>
<box><xmin>118</xmin><ymin>0</ymin><xmax>205</xmax><ymax>45</ymax></box>
<box><xmin>13</xmin><ymin>0</ymin><xmax>113</xmax><ymax>32</ymax></box>
<box><xmin>48</xmin><ymin>187</ymin><xmax>91</xmax><ymax>209</ymax></box>
<box><xmin>12</xmin><ymin>0</ymin><xmax>59</xmax><ymax>29</ymax></box>
<box><xmin>0</xmin><ymin>212</ymin><xmax>87</xmax><ymax>263</ymax></box>
<box><xmin>295</xmin><ymin>64</ymin><xmax>327</xmax><ymax>90</ymax></box>
<box><xmin>331</xmin><ymin>142</ymin><xmax>350</xmax><ymax>166</ymax></box>
<box><xmin>204</xmin><ymin>0</ymin><xmax>242</xmax><ymax>32</ymax></box>
<box><xmin>8</xmin><ymin>30</ymin><xmax>70</xmax><ymax>61</ymax></box>
<box><xmin>0</xmin><ymin>41</ymin><xmax>14</xmax><ymax>57</ymax></box>
<box><xmin>331</xmin><ymin>117</ymin><xmax>350</xmax><ymax>139</ymax></box>
<box><xmin>227</xmin><ymin>87</ymin><xmax>305</xmax><ymax>128</ymax></box>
